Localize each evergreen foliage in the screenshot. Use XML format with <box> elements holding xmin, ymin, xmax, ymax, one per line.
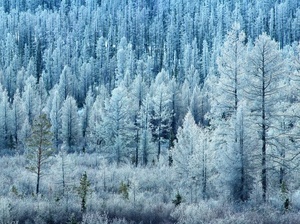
<box><xmin>172</xmin><ymin>192</ymin><xmax>182</xmax><ymax>207</ymax></box>
<box><xmin>26</xmin><ymin>113</ymin><xmax>54</xmax><ymax>195</ymax></box>
<box><xmin>77</xmin><ymin>171</ymin><xmax>91</xmax><ymax>213</ymax></box>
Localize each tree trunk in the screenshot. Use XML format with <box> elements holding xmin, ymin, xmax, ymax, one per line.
<box><xmin>36</xmin><ymin>172</ymin><xmax>40</xmax><ymax>195</ymax></box>
<box><xmin>262</xmin><ymin>66</ymin><xmax>267</xmax><ymax>202</ymax></box>
<box><xmin>239</xmin><ymin>109</ymin><xmax>246</xmax><ymax>201</ymax></box>
<box><xmin>157</xmin><ymin>136</ymin><xmax>161</xmax><ymax>161</ymax></box>
<box><xmin>202</xmin><ymin>139</ymin><xmax>207</xmax><ymax>200</ymax></box>
<box><xmin>36</xmin><ymin>146</ymin><xmax>42</xmax><ymax>195</ymax></box>
<box><xmin>135</xmin><ymin>129</ymin><xmax>139</xmax><ymax>167</ymax></box>
<box><xmin>279</xmin><ymin>147</ymin><xmax>286</xmax><ymax>188</ymax></box>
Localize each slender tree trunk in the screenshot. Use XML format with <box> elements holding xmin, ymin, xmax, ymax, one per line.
<box><xmin>262</xmin><ymin>123</ymin><xmax>267</xmax><ymax>202</ymax></box>
<box><xmin>169</xmin><ymin>130</ymin><xmax>175</xmax><ymax>166</ymax></box>
<box><xmin>36</xmin><ymin>148</ymin><xmax>42</xmax><ymax>195</ymax></box>
<box><xmin>240</xmin><ymin>129</ymin><xmax>245</xmax><ymax>201</ymax></box>
<box><xmin>36</xmin><ymin>172</ymin><xmax>40</xmax><ymax>195</ymax></box>
<box><xmin>61</xmin><ymin>153</ymin><xmax>66</xmax><ymax>195</ymax></box>
<box><xmin>279</xmin><ymin>147</ymin><xmax>285</xmax><ymax>187</ymax></box>
<box><xmin>202</xmin><ymin>150</ymin><xmax>207</xmax><ymax>200</ymax></box>
<box><xmin>142</xmin><ymin>131</ymin><xmax>148</xmax><ymax>166</ymax></box>
<box><xmin>279</xmin><ymin>167</ymin><xmax>284</xmax><ymax>186</ymax></box>
<box><xmin>262</xmin><ymin>68</ymin><xmax>267</xmax><ymax>202</ymax></box>
<box><xmin>279</xmin><ymin>122</ymin><xmax>286</xmax><ymax>188</ymax></box>
<box><xmin>135</xmin><ymin>129</ymin><xmax>139</xmax><ymax>167</ymax></box>
<box><xmin>157</xmin><ymin>135</ymin><xmax>161</xmax><ymax>161</ymax></box>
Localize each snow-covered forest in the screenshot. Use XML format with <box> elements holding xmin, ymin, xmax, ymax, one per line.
<box><xmin>1</xmin><ymin>0</ymin><xmax>300</xmax><ymax>223</ymax></box>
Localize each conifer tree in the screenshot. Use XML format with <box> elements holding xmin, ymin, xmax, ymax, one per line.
<box><xmin>101</xmin><ymin>83</ymin><xmax>135</xmax><ymax>164</ymax></box>
<box><xmin>173</xmin><ymin>111</ymin><xmax>208</xmax><ymax>201</ymax></box>
<box><xmin>26</xmin><ymin>113</ymin><xmax>54</xmax><ymax>195</ymax></box>
<box><xmin>60</xmin><ymin>95</ymin><xmax>82</xmax><ymax>152</ymax></box>
<box><xmin>77</xmin><ymin>171</ymin><xmax>91</xmax><ymax>213</ymax></box>
<box><xmin>245</xmin><ymin>33</ymin><xmax>286</xmax><ymax>202</ymax></box>
<box><xmin>211</xmin><ymin>23</ymin><xmax>251</xmax><ymax>202</ymax></box>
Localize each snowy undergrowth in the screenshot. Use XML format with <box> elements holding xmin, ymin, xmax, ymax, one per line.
<box><xmin>0</xmin><ymin>154</ymin><xmax>300</xmax><ymax>224</ymax></box>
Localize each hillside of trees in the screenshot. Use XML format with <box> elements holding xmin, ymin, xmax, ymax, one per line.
<box><xmin>1</xmin><ymin>0</ymin><xmax>300</xmax><ymax>223</ymax></box>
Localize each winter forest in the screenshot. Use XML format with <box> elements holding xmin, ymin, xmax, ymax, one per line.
<box><xmin>1</xmin><ymin>0</ymin><xmax>300</xmax><ymax>223</ymax></box>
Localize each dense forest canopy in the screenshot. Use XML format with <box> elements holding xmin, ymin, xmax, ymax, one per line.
<box><xmin>1</xmin><ymin>0</ymin><xmax>300</xmax><ymax>223</ymax></box>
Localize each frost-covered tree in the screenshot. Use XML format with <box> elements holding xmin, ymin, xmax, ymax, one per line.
<box><xmin>180</xmin><ymin>80</ymin><xmax>191</xmax><ymax>117</ymax></box>
<box><xmin>137</xmin><ymin>95</ymin><xmax>155</xmax><ymax>166</ymax></box>
<box><xmin>81</xmin><ymin>89</ymin><xmax>94</xmax><ymax>152</ymax></box>
<box><xmin>47</xmin><ymin>86</ymin><xmax>62</xmax><ymax>149</ymax></box>
<box><xmin>0</xmin><ymin>86</ymin><xmax>12</xmax><ymax>149</ymax></box>
<box><xmin>173</xmin><ymin>111</ymin><xmax>209</xmax><ymax>202</ymax></box>
<box><xmin>11</xmin><ymin>89</ymin><xmax>27</xmax><ymax>150</ymax></box>
<box><xmin>101</xmin><ymin>83</ymin><xmax>135</xmax><ymax>164</ymax></box>
<box><xmin>96</xmin><ymin>36</ymin><xmax>108</xmax><ymax>85</ymax></box>
<box><xmin>210</xmin><ymin>23</ymin><xmax>251</xmax><ymax>202</ymax></box>
<box><xmin>60</xmin><ymin>95</ymin><xmax>82</xmax><ymax>152</ymax></box>
<box><xmin>150</xmin><ymin>71</ymin><xmax>172</xmax><ymax>161</ymax></box>
<box><xmin>78</xmin><ymin>62</ymin><xmax>93</xmax><ymax>104</ymax></box>
<box><xmin>129</xmin><ymin>74</ymin><xmax>147</xmax><ymax>166</ymax></box>
<box><xmin>213</xmin><ymin>103</ymin><xmax>255</xmax><ymax>202</ymax></box>
<box><xmin>116</xmin><ymin>37</ymin><xmax>128</xmax><ymax>86</ymax></box>
<box><xmin>215</xmin><ymin>23</ymin><xmax>246</xmax><ymax>118</ymax></box>
<box><xmin>22</xmin><ymin>76</ymin><xmax>38</xmax><ymax>125</ymax></box>
<box><xmin>189</xmin><ymin>86</ymin><xmax>209</xmax><ymax>126</ymax></box>
<box><xmin>201</xmin><ymin>39</ymin><xmax>210</xmax><ymax>83</ymax></box>
<box><xmin>245</xmin><ymin>33</ymin><xmax>286</xmax><ymax>202</ymax></box>
<box><xmin>86</xmin><ymin>85</ymin><xmax>109</xmax><ymax>153</ymax></box>
<box><xmin>58</xmin><ymin>65</ymin><xmax>76</xmax><ymax>101</ymax></box>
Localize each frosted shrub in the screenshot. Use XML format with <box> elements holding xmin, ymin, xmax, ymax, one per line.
<box><xmin>0</xmin><ymin>197</ymin><xmax>13</xmax><ymax>224</ymax></box>
<box><xmin>291</xmin><ymin>190</ymin><xmax>300</xmax><ymax>210</ymax></box>
<box><xmin>9</xmin><ymin>198</ymin><xmax>37</xmax><ymax>223</ymax></box>
<box><xmin>171</xmin><ymin>204</ymin><xmax>201</xmax><ymax>224</ymax></box>
<box><xmin>140</xmin><ymin>201</ymin><xmax>174</xmax><ymax>223</ymax></box>
<box><xmin>171</xmin><ymin>200</ymin><xmax>232</xmax><ymax>224</ymax></box>
<box><xmin>82</xmin><ymin>213</ymin><xmax>110</xmax><ymax>224</ymax></box>
<box><xmin>82</xmin><ymin>212</ymin><xmax>130</xmax><ymax>224</ymax></box>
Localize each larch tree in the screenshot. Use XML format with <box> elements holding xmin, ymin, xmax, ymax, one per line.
<box><xmin>129</xmin><ymin>74</ymin><xmax>147</xmax><ymax>166</ymax></box>
<box><xmin>168</xmin><ymin>76</ymin><xmax>181</xmax><ymax>165</ymax></box>
<box><xmin>116</xmin><ymin>37</ymin><xmax>128</xmax><ymax>86</ymax></box>
<box><xmin>0</xmin><ymin>86</ymin><xmax>12</xmax><ymax>149</ymax></box>
<box><xmin>189</xmin><ymin>86</ymin><xmax>208</xmax><ymax>126</ymax></box>
<box><xmin>101</xmin><ymin>83</ymin><xmax>135</xmax><ymax>164</ymax></box>
<box><xmin>58</xmin><ymin>65</ymin><xmax>75</xmax><ymax>101</ymax></box>
<box><xmin>150</xmin><ymin>70</ymin><xmax>172</xmax><ymax>161</ymax></box>
<box><xmin>81</xmin><ymin>89</ymin><xmax>94</xmax><ymax>152</ymax></box>
<box><xmin>47</xmin><ymin>86</ymin><xmax>62</xmax><ymax>150</ymax></box>
<box><xmin>173</xmin><ymin>111</ymin><xmax>208</xmax><ymax>202</ymax></box>
<box><xmin>78</xmin><ymin>62</ymin><xmax>93</xmax><ymax>104</ymax></box>
<box><xmin>180</xmin><ymin>80</ymin><xmax>191</xmax><ymax>117</ymax></box>
<box><xmin>96</xmin><ymin>36</ymin><xmax>108</xmax><ymax>85</ymax></box>
<box><xmin>215</xmin><ymin>22</ymin><xmax>246</xmax><ymax>117</ymax></box>
<box><xmin>11</xmin><ymin>89</ymin><xmax>27</xmax><ymax>150</ymax></box>
<box><xmin>86</xmin><ymin>85</ymin><xmax>109</xmax><ymax>152</ymax></box>
<box><xmin>22</xmin><ymin>75</ymin><xmax>39</xmax><ymax>125</ymax></box>
<box><xmin>60</xmin><ymin>95</ymin><xmax>82</xmax><ymax>152</ymax></box>
<box><xmin>245</xmin><ymin>33</ymin><xmax>286</xmax><ymax>202</ymax></box>
<box><xmin>201</xmin><ymin>39</ymin><xmax>210</xmax><ymax>83</ymax></box>
<box><xmin>212</xmin><ymin>23</ymin><xmax>251</xmax><ymax>202</ymax></box>
<box><xmin>267</xmin><ymin>46</ymin><xmax>300</xmax><ymax>195</ymax></box>
<box><xmin>26</xmin><ymin>113</ymin><xmax>54</xmax><ymax>195</ymax></box>
<box><xmin>213</xmin><ymin>103</ymin><xmax>255</xmax><ymax>202</ymax></box>
<box><xmin>137</xmin><ymin>94</ymin><xmax>155</xmax><ymax>166</ymax></box>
